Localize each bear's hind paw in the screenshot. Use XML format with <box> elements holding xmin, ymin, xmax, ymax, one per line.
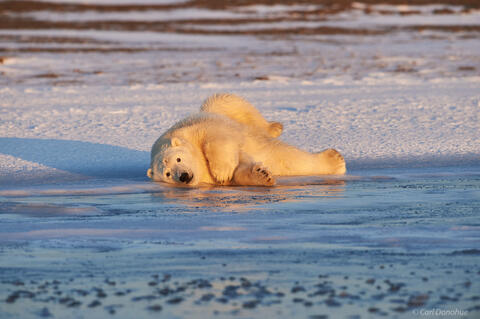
<box><xmin>251</xmin><ymin>163</ymin><xmax>276</xmax><ymax>186</ymax></box>
<box><xmin>319</xmin><ymin>148</ymin><xmax>346</xmax><ymax>175</ymax></box>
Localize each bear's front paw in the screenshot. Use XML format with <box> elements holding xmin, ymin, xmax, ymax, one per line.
<box><xmin>251</xmin><ymin>163</ymin><xmax>275</xmax><ymax>186</ymax></box>
<box><xmin>211</xmin><ymin>163</ymin><xmax>235</xmax><ymax>185</ymax></box>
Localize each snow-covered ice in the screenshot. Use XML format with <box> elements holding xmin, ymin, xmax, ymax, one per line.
<box><xmin>1</xmin><ymin>80</ymin><xmax>478</xmax><ymax>186</ymax></box>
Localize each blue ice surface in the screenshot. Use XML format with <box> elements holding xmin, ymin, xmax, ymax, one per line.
<box><xmin>0</xmin><ymin>164</ymin><xmax>479</xmax><ymax>318</ymax></box>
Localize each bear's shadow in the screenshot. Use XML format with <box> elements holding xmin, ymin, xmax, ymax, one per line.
<box><xmin>0</xmin><ymin>137</ymin><xmax>149</xmax><ymax>179</ymax></box>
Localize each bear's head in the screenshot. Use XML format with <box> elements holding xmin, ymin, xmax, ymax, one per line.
<box><xmin>147</xmin><ymin>137</ymin><xmax>200</xmax><ymax>186</ymax></box>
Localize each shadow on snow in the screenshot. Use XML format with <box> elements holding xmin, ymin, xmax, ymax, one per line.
<box><xmin>0</xmin><ymin>137</ymin><xmax>149</xmax><ymax>179</ymax></box>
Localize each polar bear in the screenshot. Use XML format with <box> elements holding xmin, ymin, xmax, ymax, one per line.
<box><xmin>147</xmin><ymin>93</ymin><xmax>346</xmax><ymax>186</ymax></box>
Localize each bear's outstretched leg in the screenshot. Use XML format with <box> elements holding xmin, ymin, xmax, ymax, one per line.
<box><xmin>201</xmin><ymin>93</ymin><xmax>283</xmax><ymax>138</ymax></box>
<box><xmin>249</xmin><ymin>136</ymin><xmax>346</xmax><ymax>176</ymax></box>
<box><xmin>232</xmin><ymin>162</ymin><xmax>275</xmax><ymax>186</ymax></box>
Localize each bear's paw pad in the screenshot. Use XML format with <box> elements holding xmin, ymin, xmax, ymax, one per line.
<box><xmin>252</xmin><ymin>164</ymin><xmax>275</xmax><ymax>186</ymax></box>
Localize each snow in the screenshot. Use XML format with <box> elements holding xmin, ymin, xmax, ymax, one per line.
<box><xmin>10</xmin><ymin>4</ymin><xmax>480</xmax><ymax>28</ymax></box>
<box><xmin>12</xmin><ymin>8</ymin><xmax>253</xmax><ymax>22</ymax></box>
<box><xmin>0</xmin><ymin>79</ymin><xmax>478</xmax><ymax>187</ymax></box>
<box><xmin>0</xmin><ymin>0</ymin><xmax>479</xmax><ymax>188</ymax></box>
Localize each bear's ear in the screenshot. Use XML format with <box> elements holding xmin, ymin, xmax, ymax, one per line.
<box><xmin>171</xmin><ymin>137</ymin><xmax>182</xmax><ymax>147</ymax></box>
<box><xmin>147</xmin><ymin>168</ymin><xmax>153</xmax><ymax>179</ymax></box>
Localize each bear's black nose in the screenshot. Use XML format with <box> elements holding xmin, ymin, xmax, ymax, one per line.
<box><xmin>179</xmin><ymin>172</ymin><xmax>191</xmax><ymax>183</ymax></box>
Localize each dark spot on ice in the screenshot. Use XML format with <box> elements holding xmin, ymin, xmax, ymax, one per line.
<box><xmin>88</xmin><ymin>300</ymin><xmax>101</xmax><ymax>308</ymax></box>
<box><xmin>392</xmin><ymin>306</ymin><xmax>408</xmax><ymax>313</ymax></box>
<box><xmin>147</xmin><ymin>304</ymin><xmax>162</xmax><ymax>312</ymax></box>
<box><xmin>450</xmin><ymin>249</ymin><xmax>480</xmax><ymax>255</ymax></box>
<box><xmin>216</xmin><ymin>297</ymin><xmax>229</xmax><ymax>304</ymax></box>
<box><xmin>132</xmin><ymin>295</ymin><xmax>157</xmax><ymax>302</ymax></box>
<box><xmin>6</xmin><ymin>294</ymin><xmax>19</xmax><ymax>303</ymax></box>
<box><xmin>325</xmin><ymin>298</ymin><xmax>341</xmax><ymax>307</ymax></box>
<box><xmin>223</xmin><ymin>285</ymin><xmax>240</xmax><ymax>298</ymax></box>
<box><xmin>59</xmin><ymin>297</ymin><xmax>81</xmax><ymax>308</ymax></box>
<box><xmin>384</xmin><ymin>280</ymin><xmax>405</xmax><ymax>292</ymax></box>
<box><xmin>175</xmin><ymin>285</ymin><xmax>187</xmax><ymax>293</ymax></box>
<box><xmin>104</xmin><ymin>304</ymin><xmax>122</xmax><ymax>315</ymax></box>
<box><xmin>372</xmin><ymin>293</ymin><xmax>386</xmax><ymax>300</ymax></box>
<box><xmin>291</xmin><ymin>285</ymin><xmax>306</xmax><ymax>293</ymax></box>
<box><xmin>72</xmin><ymin>289</ymin><xmax>89</xmax><ymax>296</ymax></box>
<box><xmin>157</xmin><ymin>287</ymin><xmax>173</xmax><ymax>296</ymax></box>
<box><xmin>188</xmin><ymin>279</ymin><xmax>212</xmax><ymax>289</ymax></box>
<box><xmin>240</xmin><ymin>277</ymin><xmax>251</xmax><ymax>288</ymax></box>
<box><xmin>95</xmin><ymin>289</ymin><xmax>107</xmax><ymax>298</ymax></box>
<box><xmin>200</xmin><ymin>293</ymin><xmax>215</xmax><ymax>302</ymax></box>
<box><xmin>6</xmin><ymin>290</ymin><xmax>35</xmax><ymax>303</ymax></box>
<box><xmin>366</xmin><ymin>278</ymin><xmax>375</xmax><ymax>285</ymax></box>
<box><xmin>242</xmin><ymin>300</ymin><xmax>258</xmax><ymax>309</ymax></box>
<box><xmin>167</xmin><ymin>297</ymin><xmax>183</xmax><ymax>304</ymax></box>
<box><xmin>310</xmin><ymin>283</ymin><xmax>334</xmax><ymax>296</ymax></box>
<box><xmin>407</xmin><ymin>294</ymin><xmax>429</xmax><ymax>307</ymax></box>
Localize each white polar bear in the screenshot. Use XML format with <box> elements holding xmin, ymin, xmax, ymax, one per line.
<box><xmin>147</xmin><ymin>93</ymin><xmax>346</xmax><ymax>186</ymax></box>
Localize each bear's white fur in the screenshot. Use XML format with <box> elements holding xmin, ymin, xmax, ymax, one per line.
<box><xmin>148</xmin><ymin>93</ymin><xmax>346</xmax><ymax>186</ymax></box>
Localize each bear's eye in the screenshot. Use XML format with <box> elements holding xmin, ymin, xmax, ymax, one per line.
<box><xmin>176</xmin><ymin>158</ymin><xmax>181</xmax><ymax>162</ymax></box>
<box><xmin>166</xmin><ymin>172</ymin><xmax>171</xmax><ymax>177</ymax></box>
